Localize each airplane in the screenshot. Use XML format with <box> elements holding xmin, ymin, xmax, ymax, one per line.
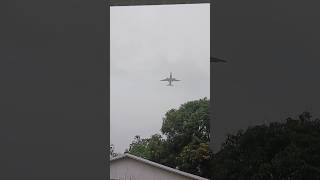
<box><xmin>160</xmin><ymin>72</ymin><xmax>180</xmax><ymax>86</ymax></box>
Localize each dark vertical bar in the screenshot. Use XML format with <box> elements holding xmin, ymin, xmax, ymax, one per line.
<box><xmin>0</xmin><ymin>0</ymin><xmax>108</xmax><ymax>179</ymax></box>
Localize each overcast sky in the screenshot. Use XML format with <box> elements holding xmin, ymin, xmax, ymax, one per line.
<box><xmin>110</xmin><ymin>4</ymin><xmax>210</xmax><ymax>153</ymax></box>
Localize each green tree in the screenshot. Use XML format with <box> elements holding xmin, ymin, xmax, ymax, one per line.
<box><xmin>127</xmin><ymin>98</ymin><xmax>211</xmax><ymax>178</ymax></box>
<box><xmin>127</xmin><ymin>135</ymin><xmax>151</xmax><ymax>159</ymax></box>
<box><xmin>161</xmin><ymin>98</ymin><xmax>211</xmax><ymax>176</ymax></box>
<box><xmin>126</xmin><ymin>99</ymin><xmax>320</xmax><ymax>180</ymax></box>
<box><xmin>210</xmin><ymin>112</ymin><xmax>320</xmax><ymax>180</ymax></box>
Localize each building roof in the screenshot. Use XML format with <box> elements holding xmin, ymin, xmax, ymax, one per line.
<box><xmin>110</xmin><ymin>153</ymin><xmax>209</xmax><ymax>180</ymax></box>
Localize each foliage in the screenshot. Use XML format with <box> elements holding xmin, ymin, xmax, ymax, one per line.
<box><xmin>125</xmin><ymin>97</ymin><xmax>320</xmax><ymax>180</ymax></box>
<box><xmin>126</xmin><ymin>135</ymin><xmax>151</xmax><ymax>159</ymax></box>
<box><xmin>210</xmin><ymin>112</ymin><xmax>320</xmax><ymax>180</ymax></box>
<box><xmin>127</xmin><ymin>98</ymin><xmax>211</xmax><ymax>178</ymax></box>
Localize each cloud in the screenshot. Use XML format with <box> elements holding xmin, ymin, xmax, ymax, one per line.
<box><xmin>110</xmin><ymin>4</ymin><xmax>210</xmax><ymax>152</ymax></box>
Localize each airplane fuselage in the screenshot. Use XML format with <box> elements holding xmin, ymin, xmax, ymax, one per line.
<box><xmin>168</xmin><ymin>73</ymin><xmax>173</xmax><ymax>86</ymax></box>
<box><xmin>161</xmin><ymin>72</ymin><xmax>180</xmax><ymax>86</ymax></box>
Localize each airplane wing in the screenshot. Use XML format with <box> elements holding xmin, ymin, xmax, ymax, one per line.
<box><xmin>160</xmin><ymin>78</ymin><xmax>170</xmax><ymax>81</ymax></box>
<box><xmin>171</xmin><ymin>78</ymin><xmax>180</xmax><ymax>81</ymax></box>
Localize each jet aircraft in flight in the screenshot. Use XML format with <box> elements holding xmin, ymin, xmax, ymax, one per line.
<box><xmin>161</xmin><ymin>72</ymin><xmax>180</xmax><ymax>86</ymax></box>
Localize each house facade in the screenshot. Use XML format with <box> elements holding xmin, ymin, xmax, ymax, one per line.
<box><xmin>110</xmin><ymin>154</ymin><xmax>209</xmax><ymax>180</ymax></box>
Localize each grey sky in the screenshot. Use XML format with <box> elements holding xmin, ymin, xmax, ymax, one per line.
<box><xmin>110</xmin><ymin>4</ymin><xmax>210</xmax><ymax>153</ymax></box>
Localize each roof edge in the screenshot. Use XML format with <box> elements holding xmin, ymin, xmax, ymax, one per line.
<box><xmin>110</xmin><ymin>153</ymin><xmax>209</xmax><ymax>180</ymax></box>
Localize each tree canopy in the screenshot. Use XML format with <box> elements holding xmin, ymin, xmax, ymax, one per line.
<box><xmin>127</xmin><ymin>98</ymin><xmax>211</xmax><ymax>178</ymax></box>
<box><xmin>125</xmin><ymin>97</ymin><xmax>320</xmax><ymax>180</ymax></box>
<box><xmin>211</xmin><ymin>112</ymin><xmax>320</xmax><ymax>180</ymax></box>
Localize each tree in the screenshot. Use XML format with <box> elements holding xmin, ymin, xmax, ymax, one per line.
<box><xmin>125</xmin><ymin>98</ymin><xmax>320</xmax><ymax>180</ymax></box>
<box><xmin>145</xmin><ymin>134</ymin><xmax>167</xmax><ymax>164</ymax></box>
<box><xmin>177</xmin><ymin>143</ymin><xmax>212</xmax><ymax>176</ymax></box>
<box><xmin>161</xmin><ymin>97</ymin><xmax>211</xmax><ymax>176</ymax></box>
<box><xmin>210</xmin><ymin>112</ymin><xmax>320</xmax><ymax>180</ymax></box>
<box><xmin>161</xmin><ymin>97</ymin><xmax>210</xmax><ymax>144</ymax></box>
<box><xmin>127</xmin><ymin>98</ymin><xmax>211</xmax><ymax>178</ymax></box>
<box><xmin>127</xmin><ymin>135</ymin><xmax>151</xmax><ymax>159</ymax></box>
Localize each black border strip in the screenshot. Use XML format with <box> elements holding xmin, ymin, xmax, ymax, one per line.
<box><xmin>108</xmin><ymin>0</ymin><xmax>210</xmax><ymax>6</ymax></box>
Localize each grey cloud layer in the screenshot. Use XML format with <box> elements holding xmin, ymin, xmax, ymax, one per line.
<box><xmin>111</xmin><ymin>4</ymin><xmax>210</xmax><ymax>152</ymax></box>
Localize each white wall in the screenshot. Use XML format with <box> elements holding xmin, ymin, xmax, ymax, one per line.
<box><xmin>110</xmin><ymin>158</ymin><xmax>194</xmax><ymax>180</ymax></box>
